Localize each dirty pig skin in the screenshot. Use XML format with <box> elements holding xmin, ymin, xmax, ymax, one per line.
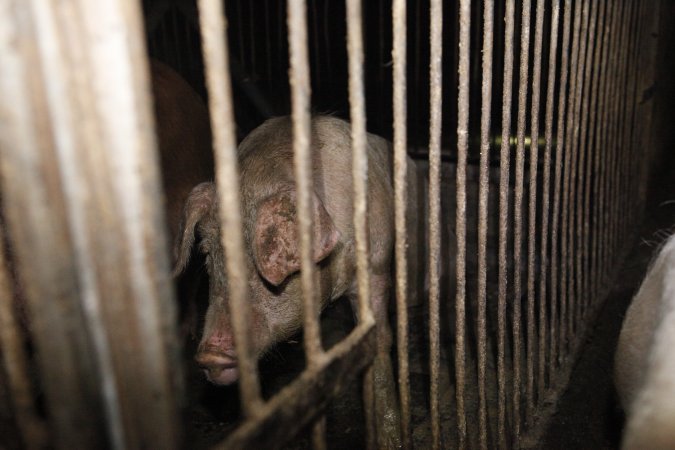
<box><xmin>174</xmin><ymin>116</ymin><xmax>410</xmax><ymax>447</ymax></box>
<box><xmin>615</xmin><ymin>233</ymin><xmax>675</xmax><ymax>449</ymax></box>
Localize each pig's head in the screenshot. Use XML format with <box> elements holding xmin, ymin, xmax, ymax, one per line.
<box><xmin>174</xmin><ymin>182</ymin><xmax>341</xmax><ymax>385</ymax></box>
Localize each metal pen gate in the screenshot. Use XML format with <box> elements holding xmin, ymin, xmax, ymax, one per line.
<box><xmin>0</xmin><ymin>0</ymin><xmax>659</xmax><ymax>449</ymax></box>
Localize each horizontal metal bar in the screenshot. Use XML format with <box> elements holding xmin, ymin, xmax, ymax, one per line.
<box><xmin>217</xmin><ymin>321</ymin><xmax>376</xmax><ymax>449</ymax></box>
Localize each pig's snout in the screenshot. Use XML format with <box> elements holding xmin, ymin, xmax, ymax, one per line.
<box><xmin>195</xmin><ymin>347</ymin><xmax>239</xmax><ymax>385</ymax></box>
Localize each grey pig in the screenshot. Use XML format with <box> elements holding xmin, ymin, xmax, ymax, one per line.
<box><xmin>615</xmin><ymin>233</ymin><xmax>675</xmax><ymax>449</ymax></box>
<box><xmin>174</xmin><ymin>115</ymin><xmax>409</xmax><ymax>448</ymax></box>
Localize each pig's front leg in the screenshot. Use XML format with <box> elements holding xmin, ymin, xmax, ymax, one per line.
<box><xmin>351</xmin><ymin>273</ymin><xmax>402</xmax><ymax>449</ymax></box>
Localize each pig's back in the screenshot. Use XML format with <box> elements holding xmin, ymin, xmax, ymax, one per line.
<box><xmin>151</xmin><ymin>60</ymin><xmax>214</xmax><ymax>244</ymax></box>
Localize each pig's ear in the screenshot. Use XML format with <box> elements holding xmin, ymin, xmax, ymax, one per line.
<box><xmin>173</xmin><ymin>182</ymin><xmax>216</xmax><ymax>276</ymax></box>
<box><xmin>253</xmin><ymin>190</ymin><xmax>340</xmax><ymax>286</ymax></box>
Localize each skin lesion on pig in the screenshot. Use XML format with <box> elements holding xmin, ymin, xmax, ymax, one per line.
<box><xmin>174</xmin><ymin>115</ymin><xmax>405</xmax><ymax>448</ymax></box>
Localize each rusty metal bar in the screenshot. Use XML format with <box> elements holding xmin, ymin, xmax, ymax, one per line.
<box><xmin>392</xmin><ymin>0</ymin><xmax>411</xmax><ymax>446</ymax></box>
<box><xmin>601</xmin><ymin>0</ymin><xmax>622</xmax><ymax>288</ymax></box>
<box><xmin>0</xmin><ymin>229</ymin><xmax>47</xmax><ymax>448</ymax></box>
<box><xmin>609</xmin><ymin>0</ymin><xmax>623</xmax><ymax>286</ymax></box>
<box><xmin>567</xmin><ymin>0</ymin><xmax>589</xmax><ymax>340</ymax></box>
<box><xmin>456</xmin><ymin>0</ymin><xmax>471</xmax><ymax>446</ymax></box>
<box><xmin>527</xmin><ymin>0</ymin><xmax>545</xmax><ymax>415</ymax></box>
<box><xmin>575</xmin><ymin>0</ymin><xmax>597</xmax><ymax>324</ymax></box>
<box><xmin>560</xmin><ymin>0</ymin><xmax>583</xmax><ymax>360</ymax></box>
<box><xmin>345</xmin><ymin>0</ymin><xmax>377</xmax><ymax>447</ymax></box>
<box><xmin>1</xmin><ymin>1</ymin><xmax>182</xmax><ymax>448</ymax></box>
<box><xmin>513</xmin><ymin>0</ymin><xmax>532</xmax><ymax>434</ymax></box>
<box><xmin>624</xmin><ymin>0</ymin><xmax>640</xmax><ymax>240</ymax></box>
<box><xmin>592</xmin><ymin>0</ymin><xmax>614</xmax><ymax>303</ymax></box>
<box><xmin>625</xmin><ymin>0</ymin><xmax>643</xmax><ymax>233</ymax></box>
<box><xmin>287</xmin><ymin>0</ymin><xmax>325</xmax><ymax>366</ymax></box>
<box><xmin>581</xmin><ymin>0</ymin><xmax>606</xmax><ymax>317</ymax></box>
<box><xmin>498</xmin><ymin>0</ymin><xmax>515</xmax><ymax>444</ymax></box>
<box><xmin>618</xmin><ymin>0</ymin><xmax>638</xmax><ymax>249</ymax></box>
<box><xmin>549</xmin><ymin>0</ymin><xmax>573</xmax><ymax>372</ymax></box>
<box><xmin>613</xmin><ymin>0</ymin><xmax>630</xmax><ymax>264</ymax></box>
<box><xmin>217</xmin><ymin>323</ymin><xmax>377</xmax><ymax>449</ymax></box>
<box><xmin>538</xmin><ymin>0</ymin><xmax>560</xmax><ymax>405</ymax></box>
<box><xmin>0</xmin><ymin>4</ymin><xmax>106</xmax><ymax>447</ymax></box>
<box><xmin>198</xmin><ymin>0</ymin><xmax>263</xmax><ymax>416</ymax></box>
<box><xmin>427</xmin><ymin>0</ymin><xmax>443</xmax><ymax>447</ymax></box>
<box><xmin>287</xmin><ymin>1</ymin><xmax>329</xmax><ymax>447</ymax></box>
<box><xmin>476</xmin><ymin>0</ymin><xmax>493</xmax><ymax>447</ymax></box>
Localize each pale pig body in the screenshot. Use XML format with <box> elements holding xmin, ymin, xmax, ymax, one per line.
<box><xmin>175</xmin><ymin>116</ymin><xmax>405</xmax><ymax>447</ymax></box>
<box><xmin>615</xmin><ymin>233</ymin><xmax>675</xmax><ymax>449</ymax></box>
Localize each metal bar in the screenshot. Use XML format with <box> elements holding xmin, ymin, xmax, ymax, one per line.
<box><xmin>287</xmin><ymin>0</ymin><xmax>324</xmax><ymax>365</ymax></box>
<box><xmin>592</xmin><ymin>0</ymin><xmax>614</xmax><ymax>303</ymax></box>
<box><xmin>568</xmin><ymin>0</ymin><xmax>590</xmax><ymax>340</ymax></box>
<box><xmin>549</xmin><ymin>0</ymin><xmax>573</xmax><ymax>372</ymax></box>
<box><xmin>197</xmin><ymin>0</ymin><xmax>263</xmax><ymax>415</ymax></box>
<box><xmin>581</xmin><ymin>0</ymin><xmax>606</xmax><ymax>316</ymax></box>
<box><xmin>287</xmin><ymin>2</ymin><xmax>328</xmax><ymax>447</ymax></box>
<box><xmin>428</xmin><ymin>0</ymin><xmax>443</xmax><ymax>447</ymax></box>
<box><xmin>0</xmin><ymin>3</ymin><xmax>107</xmax><ymax>446</ymax></box>
<box><xmin>345</xmin><ymin>0</ymin><xmax>377</xmax><ymax>447</ymax></box>
<box><xmin>618</xmin><ymin>0</ymin><xmax>637</xmax><ymax>249</ymax></box>
<box><xmin>625</xmin><ymin>0</ymin><xmax>643</xmax><ymax>232</ymax></box>
<box><xmin>623</xmin><ymin>0</ymin><xmax>639</xmax><ymax>239</ymax></box>
<box><xmin>0</xmin><ymin>227</ymin><xmax>47</xmax><ymax>448</ymax></box>
<box><xmin>601</xmin><ymin>0</ymin><xmax>622</xmax><ymax>288</ymax></box>
<box><xmin>498</xmin><ymin>0</ymin><xmax>515</xmax><ymax>445</ymax></box>
<box><xmin>392</xmin><ymin>0</ymin><xmax>411</xmax><ymax>446</ymax></box>
<box><xmin>456</xmin><ymin>0</ymin><xmax>471</xmax><ymax>446</ymax></box>
<box><xmin>575</xmin><ymin>0</ymin><xmax>597</xmax><ymax>324</ymax></box>
<box><xmin>538</xmin><ymin>0</ymin><xmax>560</xmax><ymax>406</ymax></box>
<box><xmin>560</xmin><ymin>0</ymin><xmax>583</xmax><ymax>360</ymax></box>
<box><xmin>513</xmin><ymin>0</ymin><xmax>532</xmax><ymax>434</ymax></box>
<box><xmin>477</xmin><ymin>0</ymin><xmax>493</xmax><ymax>447</ymax></box>
<box><xmin>217</xmin><ymin>323</ymin><xmax>377</xmax><ymax>449</ymax></box>
<box><xmin>527</xmin><ymin>0</ymin><xmax>545</xmax><ymax>416</ymax></box>
<box><xmin>5</xmin><ymin>1</ymin><xmax>182</xmax><ymax>448</ymax></box>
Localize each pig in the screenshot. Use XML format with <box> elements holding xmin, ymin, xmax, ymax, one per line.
<box><xmin>615</xmin><ymin>232</ymin><xmax>675</xmax><ymax>449</ymax></box>
<box><xmin>174</xmin><ymin>115</ymin><xmax>408</xmax><ymax>448</ymax></box>
<box><xmin>150</xmin><ymin>60</ymin><xmax>214</xmax><ymax>244</ymax></box>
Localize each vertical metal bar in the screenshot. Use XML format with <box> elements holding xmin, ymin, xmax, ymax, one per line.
<box><xmin>498</xmin><ymin>0</ymin><xmax>515</xmax><ymax>445</ymax></box>
<box><xmin>625</xmin><ymin>0</ymin><xmax>643</xmax><ymax>234</ymax></box>
<box><xmin>607</xmin><ymin>0</ymin><xmax>622</xmax><ymax>273</ymax></box>
<box><xmin>549</xmin><ymin>0</ymin><xmax>573</xmax><ymax>371</ymax></box>
<box><xmin>428</xmin><ymin>0</ymin><xmax>443</xmax><ymax>447</ymax></box>
<box><xmin>345</xmin><ymin>0</ymin><xmax>377</xmax><ymax>447</ymax></box>
<box><xmin>392</xmin><ymin>0</ymin><xmax>411</xmax><ymax>446</ymax></box>
<box><xmin>592</xmin><ymin>0</ymin><xmax>614</xmax><ymax>302</ymax></box>
<box><xmin>477</xmin><ymin>0</ymin><xmax>493</xmax><ymax>447</ymax></box>
<box><xmin>618</xmin><ymin>0</ymin><xmax>637</xmax><ymax>249</ymax></box>
<box><xmin>513</xmin><ymin>0</ymin><xmax>531</xmax><ymax>434</ymax></box>
<box><xmin>601</xmin><ymin>0</ymin><xmax>622</xmax><ymax>288</ymax></box>
<box><xmin>456</xmin><ymin>0</ymin><xmax>471</xmax><ymax>447</ymax></box>
<box><xmin>197</xmin><ymin>0</ymin><xmax>263</xmax><ymax>416</ymax></box>
<box><xmin>287</xmin><ymin>0</ymin><xmax>323</xmax><ymax>367</ymax></box>
<box><xmin>287</xmin><ymin>1</ymin><xmax>328</xmax><ymax>447</ymax></box>
<box><xmin>538</xmin><ymin>0</ymin><xmax>560</xmax><ymax>406</ymax></box>
<box><xmin>575</xmin><ymin>0</ymin><xmax>597</xmax><ymax>324</ymax></box>
<box><xmin>14</xmin><ymin>0</ymin><xmax>182</xmax><ymax>447</ymax></box>
<box><xmin>581</xmin><ymin>0</ymin><xmax>605</xmax><ymax>317</ymax></box>
<box><xmin>567</xmin><ymin>0</ymin><xmax>590</xmax><ymax>339</ymax></box>
<box><xmin>527</xmin><ymin>0</ymin><xmax>545</xmax><ymax>416</ymax></box>
<box><xmin>560</xmin><ymin>0</ymin><xmax>583</xmax><ymax>359</ymax></box>
<box><xmin>0</xmin><ymin>236</ymin><xmax>47</xmax><ymax>448</ymax></box>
